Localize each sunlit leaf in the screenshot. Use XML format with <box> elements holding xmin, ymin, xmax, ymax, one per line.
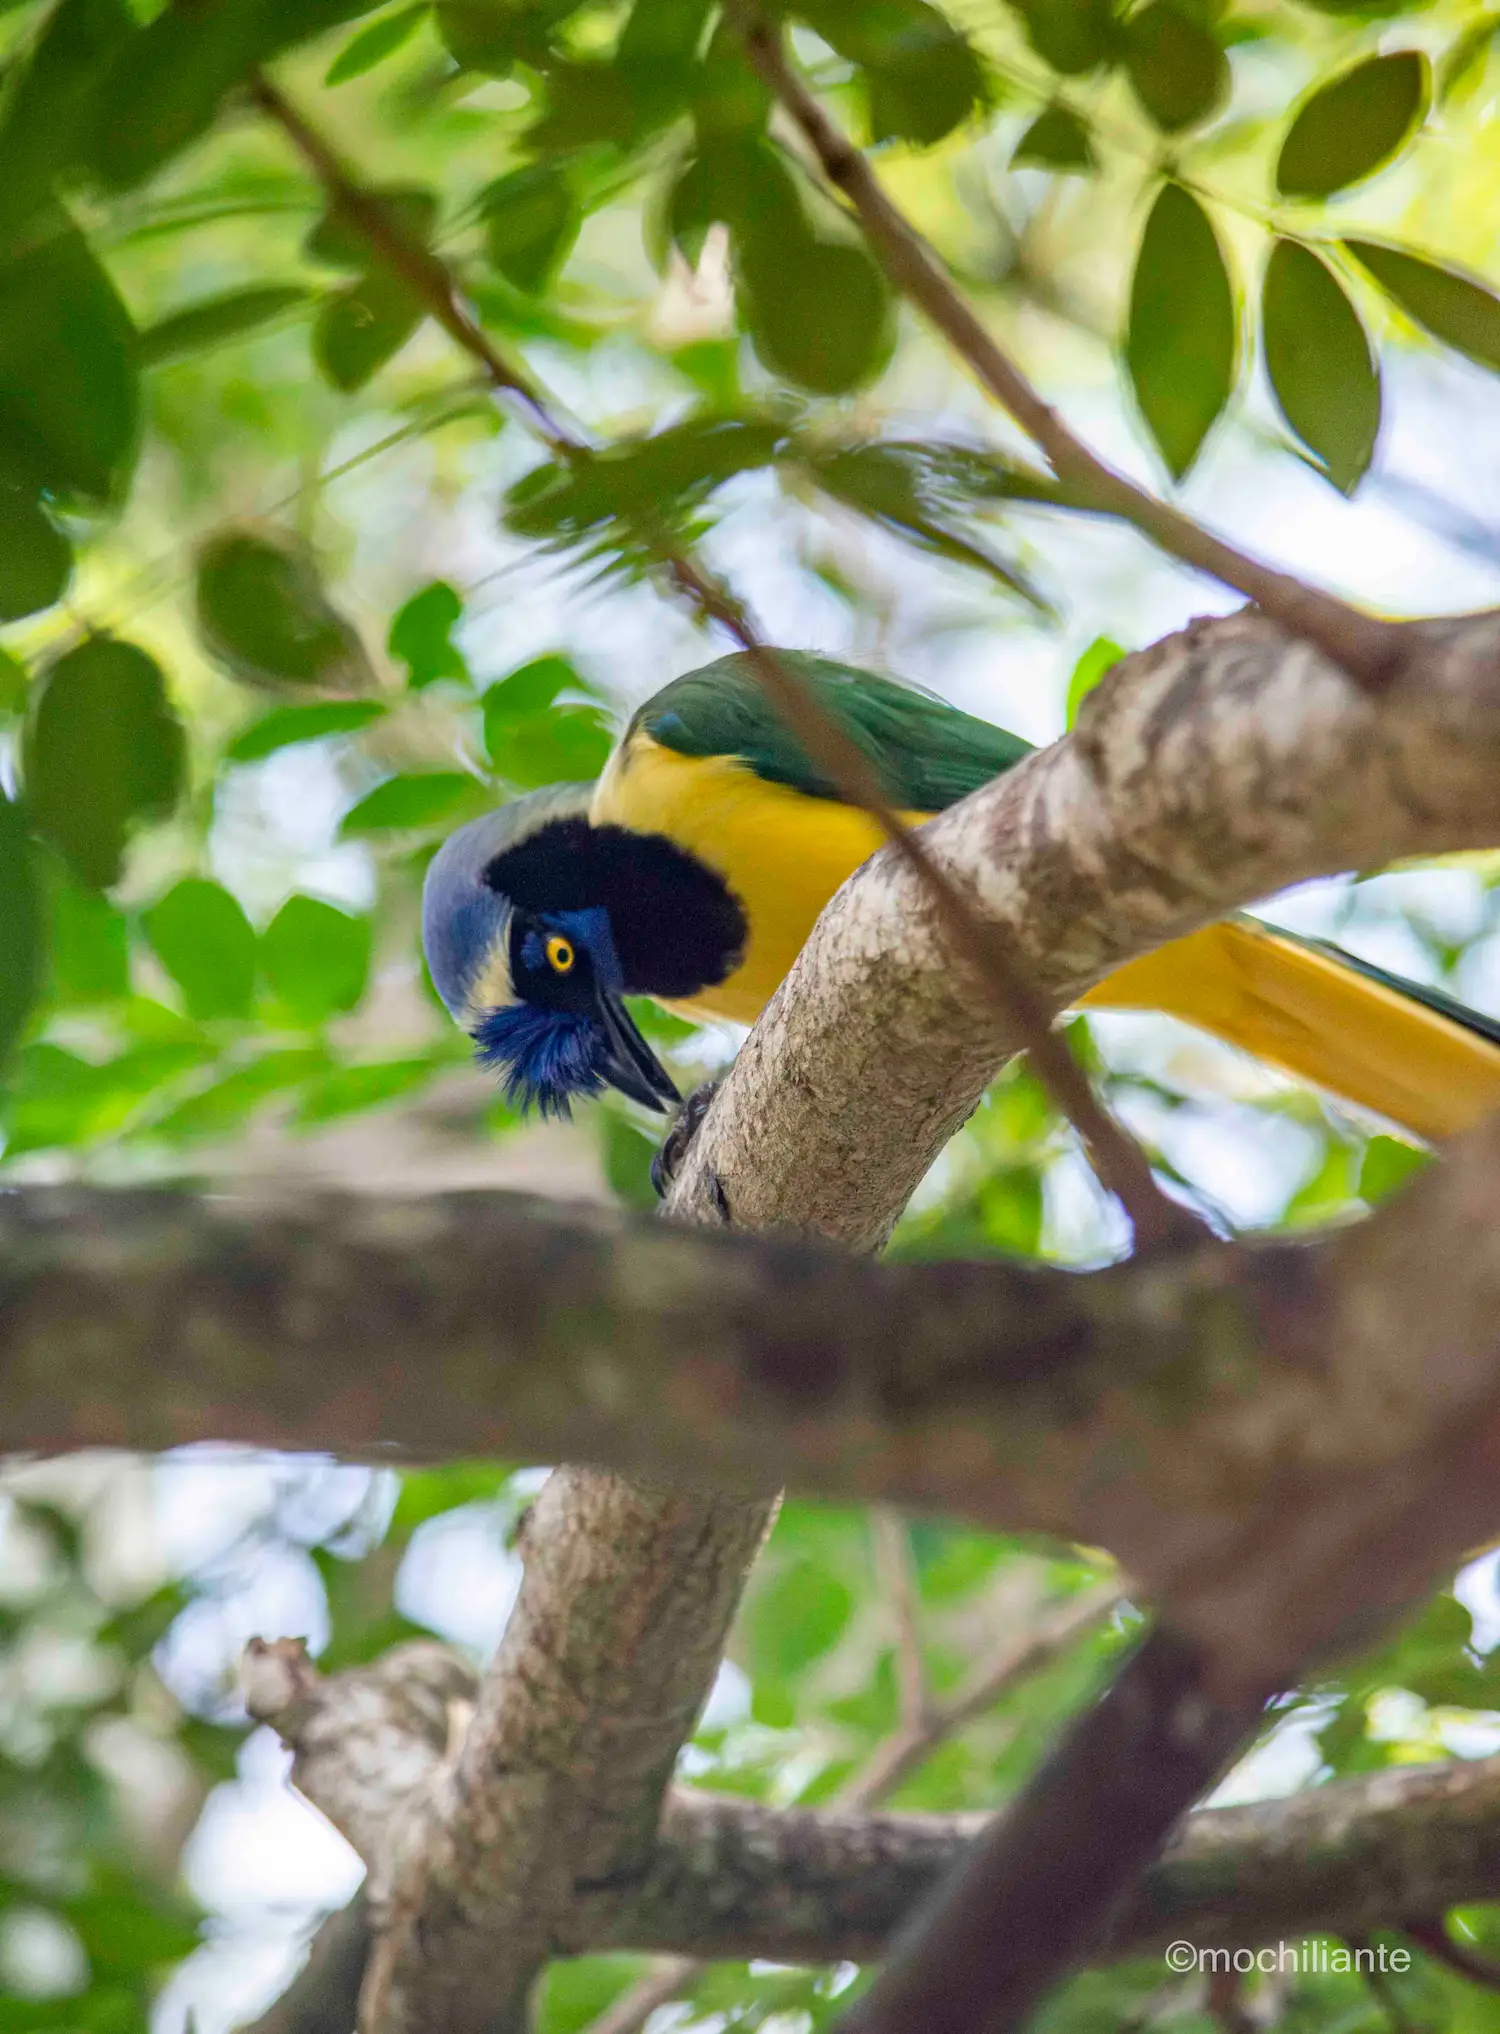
<box><xmin>0</xmin><ymin>646</ymin><xmax>26</xmax><ymax>714</ymax></box>
<box><xmin>1065</xmin><ymin>636</ymin><xmax>1126</xmax><ymax>725</ymax></box>
<box><xmin>1360</xmin><ymin>1133</ymin><xmax>1429</xmax><ymax>1201</ymax></box>
<box><xmin>480</xmin><ymin>165</ymin><xmax>579</xmax><ymax>293</ymax></box>
<box><xmin>24</xmin><ymin>638</ymin><xmax>185</xmax><ymax>889</ymax></box>
<box><xmin>744</xmin><ymin>1557</ymin><xmax>854</xmax><ymax>1683</ymax></box>
<box><xmin>486</xmin><ymin>703</ymin><xmax>614</xmax><ymax>787</ymax></box>
<box><xmin>227</xmin><ymin>700</ymin><xmax>388</xmax><ymax>763</ymax></box>
<box><xmin>196</xmin><ymin>530</ymin><xmax>372</xmax><ymax>691</ymax></box>
<box><xmin>49</xmin><ymin>868</ymin><xmax>129</xmax><ymax>1004</ymax></box>
<box><xmin>1262</xmin><ymin>239</ymin><xmax>1380</xmax><ymax>493</ymax></box>
<box><xmin>390</xmin><ymin>581</ymin><xmax>469</xmax><ymax>688</ymax></box>
<box><xmin>481</xmin><ymin>654</ymin><xmax>598</xmax><ymax>720</ymax></box>
<box><xmin>0</xmin><ymin>223</ymin><xmax>138</xmax><ymax>507</ymax></box>
<box><xmin>143</xmin><ymin>878</ymin><xmax>256</xmax><ymax>1020</ymax></box>
<box><xmin>1345</xmin><ymin>239</ymin><xmax>1500</xmax><ymax>372</ymax></box>
<box><xmin>339</xmin><ymin>771</ymin><xmax>479</xmax><ymax>834</ymax></box>
<box><xmin>261</xmin><ymin>895</ymin><xmax>371</xmax><ymax>1019</ymax></box>
<box><xmin>136</xmin><ymin>283</ymin><xmax>310</xmax><ymax>366</ymax></box>
<box><xmin>326</xmin><ymin>3</ymin><xmax>428</xmax><ymax>83</ymax></box>
<box><xmin>0</xmin><ymin>790</ymin><xmax>42</xmax><ymax>1072</ymax></box>
<box><xmin>1122</xmin><ymin>3</ymin><xmax>1229</xmax><ymax>132</ymax></box>
<box><xmin>1012</xmin><ymin>104</ymin><xmax>1095</xmax><ymax>171</ymax></box>
<box><xmin>0</xmin><ymin>482</ymin><xmax>71</xmax><ymax>621</ymax></box>
<box><xmin>1276</xmin><ymin>51</ymin><xmax>1429</xmax><ymax>199</ymax></box>
<box><xmin>1126</xmin><ymin>182</ymin><xmax>1236</xmax><ymax>480</ymax></box>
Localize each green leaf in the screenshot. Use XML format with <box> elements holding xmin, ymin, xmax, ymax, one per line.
<box><xmin>326</xmin><ymin>3</ymin><xmax>428</xmax><ymax>82</ymax></box>
<box><xmin>480</xmin><ymin>165</ymin><xmax>580</xmax><ymax>294</ymax></box>
<box><xmin>0</xmin><ymin>0</ymin><xmax>134</xmax><ymax>255</ymax></box>
<box><xmin>1010</xmin><ymin>0</ymin><xmax>1116</xmax><ymax>75</ymax></box>
<box><xmin>389</xmin><ymin>581</ymin><xmax>469</xmax><ymax>688</ymax></box>
<box><xmin>83</xmin><ymin>2</ymin><xmax>265</xmax><ymax>192</ymax></box>
<box><xmin>0</xmin><ymin>790</ymin><xmax>42</xmax><ymax>1072</ymax></box>
<box><xmin>529</xmin><ymin>60</ymin><xmax>641</xmax><ymax>151</ymax></box>
<box><xmin>135</xmin><ymin>283</ymin><xmax>310</xmax><ymax>366</ymax></box>
<box><xmin>148</xmin><ymin>1046</ymin><xmax>325</xmax><ymax>1141</ymax></box>
<box><xmin>435</xmin><ymin>0</ymin><xmax>557</xmax><ymax>72</ymax></box>
<box><xmin>1122</xmin><ymin>3</ymin><xmax>1229</xmax><ymax>132</ymax></box>
<box><xmin>261</xmin><ymin>896</ymin><xmax>371</xmax><ymax>1020</ymax></box>
<box><xmin>800</xmin><ymin>0</ymin><xmax>984</xmax><ymax>146</ymax></box>
<box><xmin>0</xmin><ymin>482</ymin><xmax>71</xmax><ymax>621</ymax></box>
<box><xmin>1360</xmin><ymin>1132</ymin><xmax>1429</xmax><ymax>1202</ymax></box>
<box><xmin>305</xmin><ymin>186</ymin><xmax>439</xmax><ymax>268</ymax></box>
<box><xmin>24</xmin><ymin>638</ymin><xmax>185</xmax><ymax>889</ymax></box>
<box><xmin>600</xmin><ymin>1109</ymin><xmax>659</xmax><ymax>1209</ymax></box>
<box><xmin>1126</xmin><ymin>182</ymin><xmax>1236</xmax><ymax>481</ymax></box>
<box><xmin>482</xmin><ymin>654</ymin><xmax>598</xmax><ymax>718</ymax></box>
<box><xmin>505</xmin><ymin>417</ymin><xmax>784</xmax><ymax>542</ymax></box>
<box><xmin>339</xmin><ymin>771</ymin><xmax>478</xmax><ymax>834</ymax></box>
<box><xmin>1345</xmin><ymin>239</ymin><xmax>1500</xmax><ymax>372</ymax></box>
<box><xmin>143</xmin><ymin>878</ymin><xmax>256</xmax><ymax>1020</ymax></box>
<box><xmin>537</xmin><ymin>1958</ymin><xmax>656</xmax><ymax>2034</ymax></box>
<box><xmin>1276</xmin><ymin>51</ymin><xmax>1429</xmax><ymax>200</ymax></box>
<box><xmin>1012</xmin><ymin>104</ymin><xmax>1095</xmax><ymax>171</ymax></box>
<box><xmin>313</xmin><ymin>267</ymin><xmax>426</xmax><ymax>390</ymax></box>
<box><xmin>0</xmin><ymin>645</ymin><xmax>27</xmax><ymax>713</ymax></box>
<box><xmin>739</xmin><ymin>233</ymin><xmax>895</xmax><ymax>397</ymax></box>
<box><xmin>296</xmin><ymin>1055</ymin><xmax>441</xmax><ymax>1122</ymax></box>
<box><xmin>49</xmin><ymin>869</ymin><xmax>129</xmax><ymax>1003</ymax></box>
<box><xmin>226</xmin><ymin>699</ymin><xmax>388</xmax><ymax>763</ymax></box>
<box><xmin>196</xmin><ymin>530</ymin><xmax>372</xmax><ymax>690</ymax></box>
<box><xmin>1065</xmin><ymin>636</ymin><xmax>1125</xmax><ymax>725</ymax></box>
<box><xmin>744</xmin><ymin>1558</ymin><xmax>853</xmax><ymax>1682</ymax></box>
<box><xmin>1262</xmin><ymin>238</ymin><xmax>1380</xmax><ymax>493</ymax></box>
<box><xmin>0</xmin><ymin>224</ymin><xmax>138</xmax><ymax>508</ymax></box>
<box><xmin>487</xmin><ymin>704</ymin><xmax>614</xmax><ymax>788</ymax></box>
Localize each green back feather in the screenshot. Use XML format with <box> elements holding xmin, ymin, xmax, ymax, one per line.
<box><xmin>633</xmin><ymin>651</ymin><xmax>1034</xmax><ymax>812</ymax></box>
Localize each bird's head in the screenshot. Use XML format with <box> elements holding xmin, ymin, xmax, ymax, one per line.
<box><xmin>423</xmin><ymin>787</ymin><xmax>740</xmax><ymax>1117</ymax></box>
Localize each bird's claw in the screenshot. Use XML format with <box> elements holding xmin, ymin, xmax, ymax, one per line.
<box><xmin>651</xmin><ymin>1080</ymin><xmax>721</xmax><ymax>1200</ymax></box>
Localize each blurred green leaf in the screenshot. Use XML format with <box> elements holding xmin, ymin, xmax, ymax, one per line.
<box><xmin>482</xmin><ymin>654</ymin><xmax>600</xmax><ymax>718</ymax></box>
<box><xmin>227</xmin><ymin>699</ymin><xmax>388</xmax><ymax>763</ymax></box>
<box><xmin>0</xmin><ymin>0</ymin><xmax>133</xmax><ymax>255</ymax></box>
<box><xmin>1122</xmin><ymin>3</ymin><xmax>1228</xmax><ymax>131</ymax></box>
<box><xmin>340</xmin><ymin>770</ymin><xmax>479</xmax><ymax>833</ymax></box>
<box><xmin>143</xmin><ymin>878</ymin><xmax>256</xmax><ymax>1020</ymax></box>
<box><xmin>744</xmin><ymin>1558</ymin><xmax>853</xmax><ymax>1682</ymax></box>
<box><xmin>261</xmin><ymin>895</ymin><xmax>371</xmax><ymax>1019</ymax></box>
<box><xmin>799</xmin><ymin>0</ymin><xmax>985</xmax><ymax>146</ymax></box>
<box><xmin>0</xmin><ymin>790</ymin><xmax>42</xmax><ymax>1072</ymax></box>
<box><xmin>326</xmin><ymin>2</ymin><xmax>428</xmax><ymax>82</ymax></box>
<box><xmin>1126</xmin><ymin>182</ymin><xmax>1236</xmax><ymax>480</ymax></box>
<box><xmin>0</xmin><ymin>224</ymin><xmax>138</xmax><ymax>508</ymax></box>
<box><xmin>1010</xmin><ymin>0</ymin><xmax>1117</xmax><ymax>74</ymax></box>
<box><xmin>480</xmin><ymin>165</ymin><xmax>579</xmax><ymax>294</ymax></box>
<box><xmin>1346</xmin><ymin>239</ymin><xmax>1500</xmax><ymax>372</ymax></box>
<box><xmin>0</xmin><ymin>646</ymin><xmax>27</xmax><ymax>713</ymax></box>
<box><xmin>537</xmin><ymin>1957</ymin><xmax>656</xmax><ymax>2034</ymax></box>
<box><xmin>390</xmin><ymin>580</ymin><xmax>469</xmax><ymax>688</ymax></box>
<box><xmin>297</xmin><ymin>1055</ymin><xmax>441</xmax><ymax>1122</ymax></box>
<box><xmin>196</xmin><ymin>530</ymin><xmax>372</xmax><ymax>690</ymax></box>
<box><xmin>487</xmin><ymin>705</ymin><xmax>614</xmax><ymax>787</ymax></box>
<box><xmin>147</xmin><ymin>1046</ymin><xmax>326</xmax><ymax>1141</ymax></box>
<box><xmin>506</xmin><ymin>416</ymin><xmax>785</xmax><ymax>543</ymax></box>
<box><xmin>1065</xmin><ymin>635</ymin><xmax>1125</xmax><ymax>725</ymax></box>
<box><xmin>305</xmin><ymin>186</ymin><xmax>439</xmax><ymax>268</ymax></box>
<box><xmin>601</xmin><ymin>1109</ymin><xmax>659</xmax><ymax>1208</ymax></box>
<box><xmin>1012</xmin><ymin>104</ymin><xmax>1095</xmax><ymax>171</ymax></box>
<box><xmin>24</xmin><ymin>638</ymin><xmax>185</xmax><ymax>889</ymax></box>
<box><xmin>0</xmin><ymin>482</ymin><xmax>72</xmax><ymax>621</ymax></box>
<box><xmin>313</xmin><ymin>267</ymin><xmax>426</xmax><ymax>390</ymax></box>
<box><xmin>136</xmin><ymin>282</ymin><xmax>310</xmax><ymax>366</ymax></box>
<box><xmin>529</xmin><ymin>59</ymin><xmax>642</xmax><ymax>151</ymax></box>
<box><xmin>1276</xmin><ymin>51</ymin><xmax>1429</xmax><ymax>199</ymax></box>
<box><xmin>1360</xmin><ymin>1132</ymin><xmax>1430</xmax><ymax>1201</ymax></box>
<box><xmin>740</xmin><ymin>232</ymin><xmax>895</xmax><ymax>397</ymax></box>
<box><xmin>1263</xmin><ymin>239</ymin><xmax>1380</xmax><ymax>493</ymax></box>
<box><xmin>50</xmin><ymin>870</ymin><xmax>129</xmax><ymax>1004</ymax></box>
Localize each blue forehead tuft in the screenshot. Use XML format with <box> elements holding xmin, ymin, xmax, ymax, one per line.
<box><xmin>471</xmin><ymin>1001</ymin><xmax>606</xmax><ymax>1119</ymax></box>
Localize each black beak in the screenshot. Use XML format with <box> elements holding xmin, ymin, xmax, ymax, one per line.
<box><xmin>595</xmin><ymin>990</ymin><xmax>680</xmax><ymax>1113</ymax></box>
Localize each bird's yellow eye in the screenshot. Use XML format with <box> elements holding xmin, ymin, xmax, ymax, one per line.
<box><xmin>545</xmin><ymin>934</ymin><xmax>575</xmax><ymax>974</ymax></box>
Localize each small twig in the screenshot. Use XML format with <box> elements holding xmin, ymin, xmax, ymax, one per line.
<box><xmin>585</xmin><ymin>1580</ymin><xmax>1123</xmax><ymax>2034</ymax></box>
<box><xmin>734</xmin><ymin>9</ymin><xmax>1410</xmax><ymax>695</ymax></box>
<box><xmin>872</xmin><ymin>1507</ymin><xmax>928</xmax><ymax>1737</ymax></box>
<box><xmin>252</xmin><ymin>70</ymin><xmax>1191</xmax><ymax>1252</ymax></box>
<box><xmin>1406</xmin><ymin>1918</ymin><xmax>1500</xmax><ymax>1990</ymax></box>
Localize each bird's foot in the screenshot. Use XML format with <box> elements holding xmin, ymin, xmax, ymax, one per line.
<box><xmin>651</xmin><ymin>1080</ymin><xmax>722</xmax><ymax>1201</ymax></box>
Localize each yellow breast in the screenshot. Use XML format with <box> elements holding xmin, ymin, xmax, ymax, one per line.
<box><xmin>590</xmin><ymin>733</ymin><xmax>928</xmax><ymax>1025</ymax></box>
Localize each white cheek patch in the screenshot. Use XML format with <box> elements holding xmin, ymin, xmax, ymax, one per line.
<box><xmin>463</xmin><ymin>939</ymin><xmax>517</xmax><ymax>1027</ymax></box>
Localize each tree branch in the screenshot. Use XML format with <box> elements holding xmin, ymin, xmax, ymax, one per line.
<box><xmin>734</xmin><ymin>8</ymin><xmax>1408</xmax><ymax>692</ymax></box>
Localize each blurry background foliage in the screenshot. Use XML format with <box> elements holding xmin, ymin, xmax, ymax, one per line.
<box><xmin>2</xmin><ymin>0</ymin><xmax>1500</xmax><ymax>2024</ymax></box>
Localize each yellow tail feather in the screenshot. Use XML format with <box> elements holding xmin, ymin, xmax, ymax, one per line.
<box><xmin>1079</xmin><ymin>919</ymin><xmax>1500</xmax><ymax>1143</ymax></box>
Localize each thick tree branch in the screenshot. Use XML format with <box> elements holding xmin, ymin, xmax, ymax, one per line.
<box><xmin>734</xmin><ymin>9</ymin><xmax>1406</xmax><ymax>692</ymax></box>
<box><xmin>245</xmin><ymin>1645</ymin><xmax>1500</xmax><ymax>1973</ymax></box>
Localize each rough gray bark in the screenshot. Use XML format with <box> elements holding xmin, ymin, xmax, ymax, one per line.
<box><xmin>246</xmin><ymin>1645</ymin><xmax>1500</xmax><ymax>1970</ymax></box>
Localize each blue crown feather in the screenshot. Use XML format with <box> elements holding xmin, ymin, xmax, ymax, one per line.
<box><xmin>471</xmin><ymin>1001</ymin><xmax>606</xmax><ymax>1119</ymax></box>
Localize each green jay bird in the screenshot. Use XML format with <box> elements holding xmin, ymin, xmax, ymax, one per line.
<box><xmin>421</xmin><ymin>650</ymin><xmax>1500</xmax><ymax>1142</ymax></box>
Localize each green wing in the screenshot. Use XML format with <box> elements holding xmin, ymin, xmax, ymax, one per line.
<box><xmin>632</xmin><ymin>651</ymin><xmax>1033</xmax><ymax>812</ymax></box>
